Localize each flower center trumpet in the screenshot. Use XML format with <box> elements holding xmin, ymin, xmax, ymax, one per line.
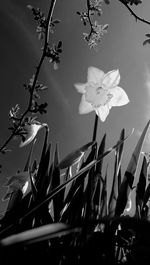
<box><xmin>74</xmin><ymin>67</ymin><xmax>129</xmax><ymax>122</ymax></box>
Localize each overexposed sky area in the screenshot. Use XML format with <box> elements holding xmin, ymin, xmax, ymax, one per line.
<box><xmin>0</xmin><ymin>0</ymin><xmax>150</xmax><ymax>210</ymax></box>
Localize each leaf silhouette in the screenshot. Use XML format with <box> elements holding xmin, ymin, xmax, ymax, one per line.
<box><xmin>136</xmin><ymin>155</ymin><xmax>148</xmax><ymax>215</ymax></box>
<box><xmin>0</xmin><ymin>223</ymin><xmax>80</xmax><ymax>247</ymax></box>
<box><xmin>142</xmin><ymin>183</ymin><xmax>150</xmax><ymax>212</ymax></box>
<box><xmin>115</xmin><ymin>120</ymin><xmax>150</xmax><ymax>216</ymax></box>
<box><xmin>100</xmin><ymin>168</ymin><xmax>108</xmax><ymax>217</ymax></box>
<box><xmin>143</xmin><ymin>38</ymin><xmax>150</xmax><ymax>46</ymax></box>
<box><xmin>35</xmin><ymin>125</ymin><xmax>50</xmax><ymax>190</ymax></box>
<box><xmin>0</xmin><ymin>129</ymin><xmax>133</xmax><ymax>236</ymax></box>
<box><xmin>145</xmin><ymin>33</ymin><xmax>150</xmax><ymax>38</ymax></box>
<box><xmin>108</xmin><ymin>129</ymin><xmax>125</xmax><ymax>216</ymax></box>
<box><xmin>96</xmin><ymin>133</ymin><xmax>106</xmax><ymax>174</ymax></box>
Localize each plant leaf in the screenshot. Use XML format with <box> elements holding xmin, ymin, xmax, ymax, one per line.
<box><xmin>143</xmin><ymin>39</ymin><xmax>150</xmax><ymax>46</ymax></box>
<box><xmin>0</xmin><ymin>223</ymin><xmax>81</xmax><ymax>247</ymax></box>
<box><xmin>136</xmin><ymin>155</ymin><xmax>148</xmax><ymax>215</ymax></box>
<box><xmin>96</xmin><ymin>133</ymin><xmax>106</xmax><ymax>174</ymax></box>
<box><xmin>100</xmin><ymin>166</ymin><xmax>108</xmax><ymax>217</ymax></box>
<box><xmin>142</xmin><ymin>183</ymin><xmax>150</xmax><ymax>213</ymax></box>
<box><xmin>50</xmin><ymin>143</ymin><xmax>62</xmax><ymax>221</ymax></box>
<box><xmin>35</xmin><ymin>126</ymin><xmax>49</xmax><ymax>189</ymax></box>
<box><xmin>24</xmin><ymin>138</ymin><xmax>36</xmax><ymax>172</ymax></box>
<box><xmin>58</xmin><ymin>141</ymin><xmax>95</xmax><ymax>169</ymax></box>
<box><xmin>115</xmin><ymin>120</ymin><xmax>150</xmax><ymax>216</ymax></box>
<box><xmin>0</xmin><ymin>129</ymin><xmax>133</xmax><ymax>232</ymax></box>
<box><xmin>108</xmin><ymin>129</ymin><xmax>125</xmax><ymax>216</ymax></box>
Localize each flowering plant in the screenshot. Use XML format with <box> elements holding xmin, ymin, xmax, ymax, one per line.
<box><xmin>0</xmin><ymin>1</ymin><xmax>150</xmax><ymax>265</ymax></box>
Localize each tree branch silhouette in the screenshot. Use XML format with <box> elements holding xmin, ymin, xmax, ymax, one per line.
<box><xmin>119</xmin><ymin>0</ymin><xmax>150</xmax><ymax>26</ymax></box>
<box><xmin>0</xmin><ymin>0</ymin><xmax>57</xmax><ymax>154</ymax></box>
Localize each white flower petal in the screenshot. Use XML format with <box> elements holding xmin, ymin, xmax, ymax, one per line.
<box><xmin>95</xmin><ymin>105</ymin><xmax>110</xmax><ymax>122</ymax></box>
<box><xmin>74</xmin><ymin>83</ymin><xmax>86</xmax><ymax>94</ymax></box>
<box><xmin>22</xmin><ymin>181</ymin><xmax>30</xmax><ymax>195</ymax></box>
<box><xmin>20</xmin><ymin>135</ymin><xmax>35</xmax><ymax>148</ymax></box>
<box><xmin>108</xmin><ymin>86</ymin><xmax>129</xmax><ymax>107</ymax></box>
<box><xmin>102</xmin><ymin>69</ymin><xmax>120</xmax><ymax>89</ymax></box>
<box><xmin>87</xmin><ymin>67</ymin><xmax>105</xmax><ymax>84</ymax></box>
<box><xmin>79</xmin><ymin>95</ymin><xmax>93</xmax><ymax>114</ymax></box>
<box><xmin>20</xmin><ymin>124</ymin><xmax>43</xmax><ymax>147</ymax></box>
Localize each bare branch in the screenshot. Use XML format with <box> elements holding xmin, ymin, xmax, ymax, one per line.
<box><xmin>118</xmin><ymin>0</ymin><xmax>150</xmax><ymax>26</ymax></box>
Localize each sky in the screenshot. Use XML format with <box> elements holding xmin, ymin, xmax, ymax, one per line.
<box><xmin>0</xmin><ymin>0</ymin><xmax>150</xmax><ymax>212</ymax></box>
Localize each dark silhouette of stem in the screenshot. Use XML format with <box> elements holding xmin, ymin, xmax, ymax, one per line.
<box><xmin>92</xmin><ymin>114</ymin><xmax>99</xmax><ymax>142</ymax></box>
<box><xmin>86</xmin><ymin>0</ymin><xmax>94</xmax><ymax>38</ymax></box>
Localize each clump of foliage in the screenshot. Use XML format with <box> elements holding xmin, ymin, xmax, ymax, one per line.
<box><xmin>1</xmin><ymin>1</ymin><xmax>150</xmax><ymax>265</ymax></box>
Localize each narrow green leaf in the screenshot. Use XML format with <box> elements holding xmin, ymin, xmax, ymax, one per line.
<box><xmin>92</xmin><ymin>175</ymin><xmax>102</xmax><ymax>216</ymax></box>
<box><xmin>28</xmin><ymin>171</ymin><xmax>37</xmax><ymax>201</ymax></box>
<box><xmin>108</xmin><ymin>129</ymin><xmax>125</xmax><ymax>216</ymax></box>
<box><xmin>58</xmin><ymin>141</ymin><xmax>95</xmax><ymax>169</ymax></box>
<box><xmin>143</xmin><ymin>39</ymin><xmax>150</xmax><ymax>46</ymax></box>
<box><xmin>60</xmin><ymin>185</ymin><xmax>84</xmax><ymax>223</ymax></box>
<box><xmin>63</xmin><ymin>142</ymin><xmax>97</xmax><ymax>205</ymax></box>
<box><xmin>50</xmin><ymin>143</ymin><xmax>62</xmax><ymax>221</ymax></box>
<box><xmin>100</xmin><ymin>166</ymin><xmax>108</xmax><ymax>217</ymax></box>
<box><xmin>24</xmin><ymin>138</ymin><xmax>36</xmax><ymax>172</ymax></box>
<box><xmin>127</xmin><ymin>121</ymin><xmax>150</xmax><ymax>176</ymax></box>
<box><xmin>145</xmin><ymin>33</ymin><xmax>150</xmax><ymax>38</ymax></box>
<box><xmin>35</xmin><ymin>126</ymin><xmax>50</xmax><ymax>189</ymax></box>
<box><xmin>36</xmin><ymin>143</ymin><xmax>52</xmax><ymax>198</ymax></box>
<box><xmin>108</xmin><ymin>152</ymin><xmax>118</xmax><ymax>217</ymax></box>
<box><xmin>118</xmin><ymin>167</ymin><xmax>122</xmax><ymax>192</ymax></box>
<box><xmin>0</xmin><ymin>223</ymin><xmax>80</xmax><ymax>247</ymax></box>
<box><xmin>115</xmin><ymin>120</ymin><xmax>150</xmax><ymax>216</ymax></box>
<box><xmin>0</xmin><ymin>130</ymin><xmax>133</xmax><ymax>234</ymax></box>
<box><xmin>1</xmin><ymin>190</ymin><xmax>23</xmax><ymax>228</ymax></box>
<box><xmin>83</xmin><ymin>165</ymin><xmax>97</xmax><ymax>221</ymax></box>
<box><xmin>116</xmin><ymin>128</ymin><xmax>125</xmax><ymax>178</ymax></box>
<box><xmin>26</xmin><ymin>143</ymin><xmax>52</xmax><ymax>228</ymax></box>
<box><xmin>20</xmin><ymin>129</ymin><xmax>134</xmax><ymax>219</ymax></box>
<box><xmin>96</xmin><ymin>133</ymin><xmax>106</xmax><ymax>174</ymax></box>
<box><xmin>136</xmin><ymin>155</ymin><xmax>148</xmax><ymax>214</ymax></box>
<box><xmin>142</xmin><ymin>183</ymin><xmax>150</xmax><ymax>211</ymax></box>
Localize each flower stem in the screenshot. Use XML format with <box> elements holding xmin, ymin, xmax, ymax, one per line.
<box><xmin>92</xmin><ymin>114</ymin><xmax>99</xmax><ymax>142</ymax></box>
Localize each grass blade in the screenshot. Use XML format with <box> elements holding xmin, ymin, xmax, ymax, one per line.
<box><xmin>115</xmin><ymin>120</ymin><xmax>150</xmax><ymax>216</ymax></box>
<box><xmin>0</xmin><ymin>223</ymin><xmax>80</xmax><ymax>247</ymax></box>
<box><xmin>136</xmin><ymin>154</ymin><xmax>148</xmax><ymax>216</ymax></box>
<box><xmin>0</xmin><ymin>130</ymin><xmax>133</xmax><ymax>236</ymax></box>
<box><xmin>108</xmin><ymin>129</ymin><xmax>125</xmax><ymax>216</ymax></box>
<box><xmin>96</xmin><ymin>133</ymin><xmax>106</xmax><ymax>174</ymax></box>
<box><xmin>58</xmin><ymin>141</ymin><xmax>95</xmax><ymax>169</ymax></box>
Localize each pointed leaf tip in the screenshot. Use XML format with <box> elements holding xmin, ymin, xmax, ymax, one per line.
<box><xmin>58</xmin><ymin>141</ymin><xmax>95</xmax><ymax>169</ymax></box>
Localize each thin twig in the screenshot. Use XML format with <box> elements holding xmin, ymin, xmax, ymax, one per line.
<box><xmin>118</xmin><ymin>0</ymin><xmax>150</xmax><ymax>26</ymax></box>
<box><xmin>86</xmin><ymin>0</ymin><xmax>94</xmax><ymax>38</ymax></box>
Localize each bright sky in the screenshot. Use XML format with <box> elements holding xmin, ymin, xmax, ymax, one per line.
<box><xmin>0</xmin><ymin>0</ymin><xmax>150</xmax><ymax>211</ymax></box>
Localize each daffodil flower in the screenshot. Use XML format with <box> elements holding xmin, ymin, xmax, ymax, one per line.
<box><xmin>20</xmin><ymin>122</ymin><xmax>48</xmax><ymax>147</ymax></box>
<box><xmin>74</xmin><ymin>67</ymin><xmax>129</xmax><ymax>122</ymax></box>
